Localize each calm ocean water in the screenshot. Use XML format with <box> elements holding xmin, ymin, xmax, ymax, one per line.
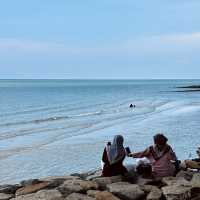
<box><xmin>0</xmin><ymin>79</ymin><xmax>200</xmax><ymax>184</ymax></box>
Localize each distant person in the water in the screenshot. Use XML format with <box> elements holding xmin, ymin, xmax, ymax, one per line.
<box><xmin>129</xmin><ymin>104</ymin><xmax>136</xmax><ymax>108</ymax></box>
<box><xmin>101</xmin><ymin>135</ymin><xmax>128</xmax><ymax>177</ymax></box>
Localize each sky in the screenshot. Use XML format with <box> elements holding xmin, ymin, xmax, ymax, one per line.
<box><xmin>0</xmin><ymin>0</ymin><xmax>200</xmax><ymax>79</ymax></box>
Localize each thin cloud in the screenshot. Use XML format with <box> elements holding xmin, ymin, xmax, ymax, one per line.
<box><xmin>0</xmin><ymin>32</ymin><xmax>200</xmax><ymax>57</ymax></box>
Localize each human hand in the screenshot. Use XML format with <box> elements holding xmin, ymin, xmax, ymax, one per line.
<box><xmin>127</xmin><ymin>153</ymin><xmax>134</xmax><ymax>157</ymax></box>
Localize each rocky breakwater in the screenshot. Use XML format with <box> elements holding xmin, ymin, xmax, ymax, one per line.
<box><xmin>176</xmin><ymin>85</ymin><xmax>200</xmax><ymax>92</ymax></box>
<box><xmin>1</xmin><ymin>169</ymin><xmax>200</xmax><ymax>200</ymax></box>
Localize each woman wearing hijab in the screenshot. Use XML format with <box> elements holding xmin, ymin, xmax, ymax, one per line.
<box><xmin>102</xmin><ymin>135</ymin><xmax>128</xmax><ymax>177</ymax></box>
<box><xmin>129</xmin><ymin>134</ymin><xmax>177</xmax><ymax>178</ymax></box>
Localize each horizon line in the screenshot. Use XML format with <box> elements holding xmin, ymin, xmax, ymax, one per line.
<box><xmin>0</xmin><ymin>78</ymin><xmax>200</xmax><ymax>81</ymax></box>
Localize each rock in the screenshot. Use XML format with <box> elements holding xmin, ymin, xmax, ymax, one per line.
<box><xmin>41</xmin><ymin>175</ymin><xmax>80</xmax><ymax>182</ymax></box>
<box><xmin>140</xmin><ymin>185</ymin><xmax>162</xmax><ymax>200</ymax></box>
<box><xmin>0</xmin><ymin>193</ymin><xmax>14</xmax><ymax>200</ymax></box>
<box><xmin>162</xmin><ymin>177</ymin><xmax>190</xmax><ymax>187</ymax></box>
<box><xmin>10</xmin><ymin>193</ymin><xmax>36</xmax><ymax>200</ymax></box>
<box><xmin>11</xmin><ymin>189</ymin><xmax>63</xmax><ymax>200</ymax></box>
<box><xmin>20</xmin><ymin>179</ymin><xmax>40</xmax><ymax>187</ymax></box>
<box><xmin>146</xmin><ymin>188</ymin><xmax>162</xmax><ymax>200</ymax></box>
<box><xmin>191</xmin><ymin>173</ymin><xmax>200</xmax><ymax>188</ymax></box>
<box><xmin>79</xmin><ymin>181</ymin><xmax>98</xmax><ymax>191</ymax></box>
<box><xmin>58</xmin><ymin>183</ymin><xmax>82</xmax><ymax>197</ymax></box>
<box><xmin>75</xmin><ymin>169</ymin><xmax>101</xmax><ymax>180</ymax></box>
<box><xmin>87</xmin><ymin>190</ymin><xmax>101</xmax><ymax>198</ymax></box>
<box><xmin>85</xmin><ymin>170</ymin><xmax>102</xmax><ymax>181</ymax></box>
<box><xmin>87</xmin><ymin>190</ymin><xmax>121</xmax><ymax>200</ymax></box>
<box><xmin>34</xmin><ymin>189</ymin><xmax>63</xmax><ymax>200</ymax></box>
<box><xmin>162</xmin><ymin>185</ymin><xmax>191</xmax><ymax>200</ymax></box>
<box><xmin>0</xmin><ymin>185</ymin><xmax>20</xmax><ymax>194</ymax></box>
<box><xmin>93</xmin><ymin>176</ymin><xmax>124</xmax><ymax>190</ymax></box>
<box><xmin>176</xmin><ymin>170</ymin><xmax>195</xmax><ymax>181</ymax></box>
<box><xmin>65</xmin><ymin>193</ymin><xmax>95</xmax><ymax>200</ymax></box>
<box><xmin>41</xmin><ymin>175</ymin><xmax>81</xmax><ymax>188</ymax></box>
<box><xmin>15</xmin><ymin>182</ymin><xmax>50</xmax><ymax>196</ymax></box>
<box><xmin>58</xmin><ymin>179</ymin><xmax>98</xmax><ymax>197</ymax></box>
<box><xmin>95</xmin><ymin>191</ymin><xmax>121</xmax><ymax>200</ymax></box>
<box><xmin>107</xmin><ymin>182</ymin><xmax>145</xmax><ymax>200</ymax></box>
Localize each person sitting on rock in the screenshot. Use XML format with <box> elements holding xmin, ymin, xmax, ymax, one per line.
<box><xmin>101</xmin><ymin>135</ymin><xmax>128</xmax><ymax>177</ymax></box>
<box><xmin>129</xmin><ymin>133</ymin><xmax>177</xmax><ymax>178</ymax></box>
<box><xmin>180</xmin><ymin>147</ymin><xmax>200</xmax><ymax>170</ymax></box>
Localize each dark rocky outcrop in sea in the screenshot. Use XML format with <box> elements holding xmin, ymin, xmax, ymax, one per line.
<box><xmin>175</xmin><ymin>85</ymin><xmax>200</xmax><ymax>92</ymax></box>
<box><xmin>1</xmin><ymin>169</ymin><xmax>200</xmax><ymax>200</ymax></box>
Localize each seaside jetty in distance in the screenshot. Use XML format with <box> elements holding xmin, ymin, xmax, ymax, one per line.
<box><xmin>175</xmin><ymin>85</ymin><xmax>200</xmax><ymax>92</ymax></box>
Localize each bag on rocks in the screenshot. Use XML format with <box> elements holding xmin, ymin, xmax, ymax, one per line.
<box><xmin>136</xmin><ymin>158</ymin><xmax>152</xmax><ymax>178</ymax></box>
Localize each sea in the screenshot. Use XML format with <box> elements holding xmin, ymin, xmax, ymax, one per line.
<box><xmin>0</xmin><ymin>79</ymin><xmax>200</xmax><ymax>184</ymax></box>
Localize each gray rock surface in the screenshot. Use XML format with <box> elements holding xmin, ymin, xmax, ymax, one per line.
<box><xmin>107</xmin><ymin>182</ymin><xmax>145</xmax><ymax>200</ymax></box>
<box><xmin>65</xmin><ymin>193</ymin><xmax>95</xmax><ymax>200</ymax></box>
<box><xmin>0</xmin><ymin>185</ymin><xmax>20</xmax><ymax>194</ymax></box>
<box><xmin>58</xmin><ymin>179</ymin><xmax>98</xmax><ymax>197</ymax></box>
<box><xmin>176</xmin><ymin>170</ymin><xmax>195</xmax><ymax>181</ymax></box>
<box><xmin>162</xmin><ymin>177</ymin><xmax>190</xmax><ymax>187</ymax></box>
<box><xmin>162</xmin><ymin>185</ymin><xmax>191</xmax><ymax>200</ymax></box>
<box><xmin>15</xmin><ymin>182</ymin><xmax>50</xmax><ymax>196</ymax></box>
<box><xmin>140</xmin><ymin>185</ymin><xmax>162</xmax><ymax>200</ymax></box>
<box><xmin>93</xmin><ymin>176</ymin><xmax>123</xmax><ymax>190</ymax></box>
<box><xmin>190</xmin><ymin>173</ymin><xmax>200</xmax><ymax>188</ymax></box>
<box><xmin>11</xmin><ymin>189</ymin><xmax>63</xmax><ymax>200</ymax></box>
<box><xmin>95</xmin><ymin>191</ymin><xmax>121</xmax><ymax>200</ymax></box>
<box><xmin>0</xmin><ymin>193</ymin><xmax>14</xmax><ymax>200</ymax></box>
<box><xmin>20</xmin><ymin>180</ymin><xmax>40</xmax><ymax>187</ymax></box>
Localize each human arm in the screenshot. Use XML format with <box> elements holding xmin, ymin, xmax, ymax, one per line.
<box><xmin>129</xmin><ymin>148</ymin><xmax>150</xmax><ymax>158</ymax></box>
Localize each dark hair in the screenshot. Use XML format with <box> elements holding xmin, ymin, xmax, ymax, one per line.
<box><xmin>153</xmin><ymin>134</ymin><xmax>168</xmax><ymax>145</ymax></box>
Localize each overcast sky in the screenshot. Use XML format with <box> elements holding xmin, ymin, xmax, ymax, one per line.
<box><xmin>0</xmin><ymin>0</ymin><xmax>200</xmax><ymax>79</ymax></box>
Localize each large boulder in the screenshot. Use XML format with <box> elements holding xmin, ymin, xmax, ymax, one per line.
<box><xmin>107</xmin><ymin>182</ymin><xmax>145</xmax><ymax>200</ymax></box>
<box><xmin>0</xmin><ymin>193</ymin><xmax>14</xmax><ymax>200</ymax></box>
<box><xmin>93</xmin><ymin>176</ymin><xmax>123</xmax><ymax>190</ymax></box>
<box><xmin>58</xmin><ymin>179</ymin><xmax>98</xmax><ymax>197</ymax></box>
<box><xmin>11</xmin><ymin>189</ymin><xmax>64</xmax><ymax>200</ymax></box>
<box><xmin>0</xmin><ymin>185</ymin><xmax>20</xmax><ymax>194</ymax></box>
<box><xmin>85</xmin><ymin>170</ymin><xmax>102</xmax><ymax>181</ymax></box>
<box><xmin>176</xmin><ymin>170</ymin><xmax>195</xmax><ymax>181</ymax></box>
<box><xmin>162</xmin><ymin>177</ymin><xmax>190</xmax><ymax>187</ymax></box>
<box><xmin>11</xmin><ymin>189</ymin><xmax>63</xmax><ymax>200</ymax></box>
<box><xmin>87</xmin><ymin>190</ymin><xmax>101</xmax><ymax>198</ymax></box>
<box><xmin>95</xmin><ymin>191</ymin><xmax>121</xmax><ymax>200</ymax></box>
<box><xmin>58</xmin><ymin>183</ymin><xmax>82</xmax><ymax>197</ymax></box>
<box><xmin>146</xmin><ymin>188</ymin><xmax>162</xmax><ymax>200</ymax></box>
<box><xmin>20</xmin><ymin>180</ymin><xmax>40</xmax><ymax>187</ymax></box>
<box><xmin>15</xmin><ymin>182</ymin><xmax>50</xmax><ymax>196</ymax></box>
<box><xmin>65</xmin><ymin>193</ymin><xmax>95</xmax><ymax>200</ymax></box>
<box><xmin>162</xmin><ymin>185</ymin><xmax>191</xmax><ymax>200</ymax></box>
<box><xmin>72</xmin><ymin>169</ymin><xmax>101</xmax><ymax>180</ymax></box>
<box><xmin>10</xmin><ymin>193</ymin><xmax>36</xmax><ymax>200</ymax></box>
<box><xmin>34</xmin><ymin>189</ymin><xmax>63</xmax><ymax>200</ymax></box>
<box><xmin>87</xmin><ymin>190</ymin><xmax>121</xmax><ymax>200</ymax></box>
<box><xmin>140</xmin><ymin>185</ymin><xmax>162</xmax><ymax>200</ymax></box>
<box><xmin>40</xmin><ymin>176</ymin><xmax>79</xmax><ymax>188</ymax></box>
<box><xmin>190</xmin><ymin>173</ymin><xmax>200</xmax><ymax>188</ymax></box>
